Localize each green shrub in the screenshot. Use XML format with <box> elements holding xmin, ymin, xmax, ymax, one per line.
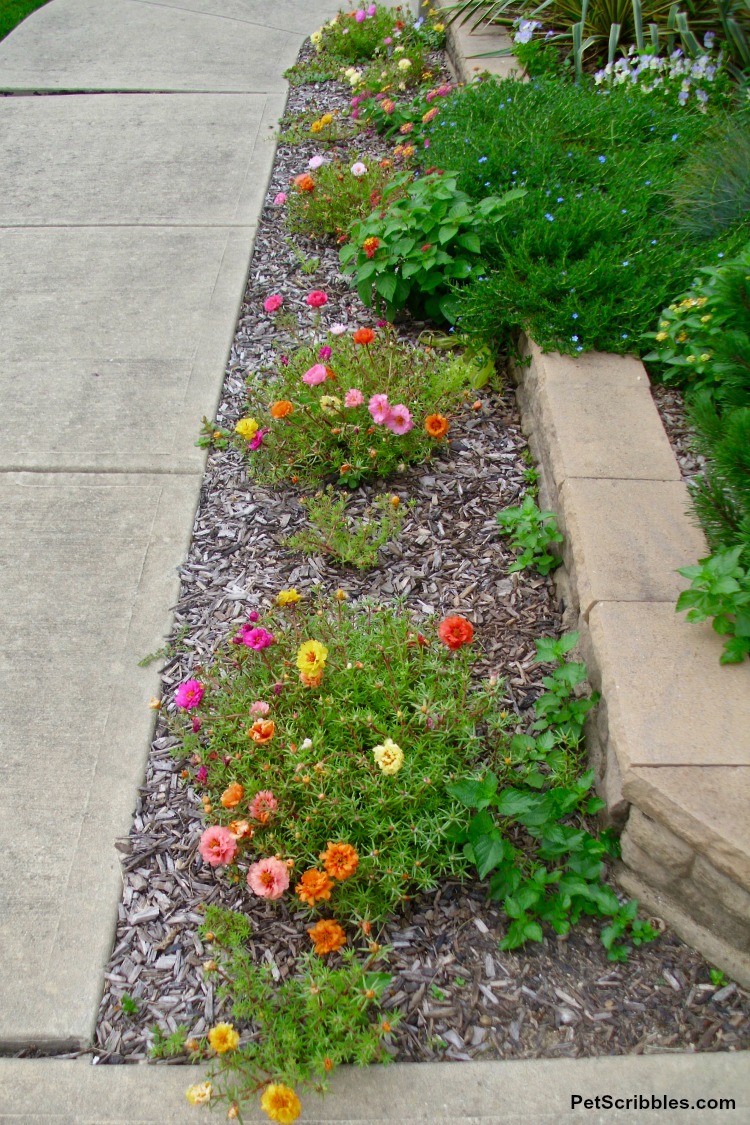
<box><xmin>677</xmin><ymin>547</ymin><xmax>750</xmax><ymax>663</ymax></box>
<box><xmin>496</xmin><ymin>495</ymin><xmax>563</xmax><ymax>575</ymax></box>
<box><xmin>341</xmin><ymin>169</ymin><xmax>524</xmax><ymax>322</ymax></box>
<box><xmin>231</xmin><ymin>328</ymin><xmax>473</xmax><ymax>487</ymax></box>
<box><xmin>422</xmin><ymin>76</ymin><xmax>748</xmax><ymax>353</ymax></box>
<box><xmin>287</xmin><ymin>489</ymin><xmax>412</xmax><ymax>569</ymax></box>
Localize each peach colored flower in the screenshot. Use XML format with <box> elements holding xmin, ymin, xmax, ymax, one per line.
<box><xmin>295</xmin><ymin>868</ymin><xmax>334</xmax><ymax>906</ymax></box>
<box><xmin>345</xmin><ymin>388</ymin><xmax>364</xmax><ymax>407</ymax></box>
<box><xmin>320</xmin><ymin>842</ymin><xmax>359</xmax><ymax>880</ymax></box>
<box><xmin>251</xmin><ymin>700</ymin><xmax>270</xmax><ymax>715</ymax></box>
<box><xmin>249</xmin><ymin>790</ymin><xmax>278</xmax><ymax>823</ymax></box>
<box><xmin>249</xmin><ymin>719</ymin><xmax>275</xmax><ymax>744</ymax></box>
<box><xmin>425</xmin><ymin>413</ymin><xmax>449</xmax><ymax>439</ymax></box>
<box><xmin>247</xmin><ymin>857</ymin><xmax>289</xmax><ymax>899</ymax></box>
<box><xmin>270</xmin><ymin>400</ymin><xmax>294</xmax><ymax>419</ymax></box>
<box><xmin>260</xmin><ymin>1084</ymin><xmax>302</xmax><ymax>1124</ymax></box>
<box><xmin>228</xmin><ymin>819</ymin><xmax>254</xmax><ymax>841</ymax></box>
<box><xmin>308</xmin><ymin>918</ymin><xmax>347</xmax><ymax>955</ymax></box>
<box><xmin>438</xmin><ymin>615</ymin><xmax>474</xmax><ymax>650</ymax></box>
<box><xmin>186</xmin><ymin>1082</ymin><xmax>213</xmax><ymax>1105</ymax></box>
<box><xmin>220</xmin><ymin>782</ymin><xmax>244</xmax><ymax>809</ymax></box>
<box><xmin>199</xmin><ymin>826</ymin><xmax>238</xmax><ymax>867</ymax></box>
<box><xmin>299</xmin><ymin>669</ymin><xmax>324</xmax><ymax>688</ymax></box>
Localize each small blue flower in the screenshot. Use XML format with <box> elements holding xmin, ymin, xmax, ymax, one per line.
<box><xmin>598</xmin><ymin>155</ymin><xmax>606</xmax><ymax>163</ymax></box>
<box><xmin>645</xmin><ymin>180</ymin><xmax>651</xmax><ymax>186</ymax></box>
<box><xmin>576</xmin><ymin>192</ymin><xmax>582</xmax><ymax>198</ymax></box>
<box><xmin>511</xmin><ymin>169</ymin><xmax>517</xmax><ymax>175</ymax></box>
<box><xmin>576</xmin><ymin>346</ymin><xmax>583</xmax><ymax>352</ymax></box>
<box><xmin>621</xmin><ymin>208</ymin><xmax>627</xmax><ymax>214</ymax></box>
<box><xmin>567</xmin><ymin>152</ymin><xmax>573</xmax><ymax>157</ymax></box>
<box><xmin>672</xmin><ymin>133</ymin><xmax>678</xmax><ymax>141</ymax></box>
<box><xmin>622</xmin><ymin>260</ymin><xmax>630</xmax><ymax>267</ymax></box>
<box><xmin>572</xmin><ymin>312</ymin><xmax>579</xmax><ymax>319</ymax></box>
<box><xmin>478</xmin><ymin>156</ymin><xmax>488</xmax><ymax>163</ymax></box>
<box><xmin>557</xmin><ymin>197</ymin><xmax>564</xmax><ymax>203</ymax></box>
<box><xmin>485</xmin><ymin>181</ymin><xmax>491</xmax><ymax>187</ymax></box>
<box><xmin>651</xmin><ymin>239</ymin><xmax>657</xmax><ymax>245</ymax></box>
<box><xmin>571</xmin><ymin>335</ymin><xmax>579</xmax><ymax>342</ymax></box>
<box><xmin>621</xmin><ymin>334</ymin><xmax>628</xmax><ymax>339</ymax></box>
<box><xmin>545</xmin><ymin>213</ymin><xmax>555</xmax><ymax>221</ymax></box>
<box><xmin>718</xmin><ymin>252</ymin><xmax>724</xmax><ymax>258</ymax></box>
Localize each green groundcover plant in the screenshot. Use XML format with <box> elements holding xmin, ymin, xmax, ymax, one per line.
<box><xmin>216</xmin><ymin>319</ymin><xmax>475</xmax><ymax>487</ymax></box>
<box><xmin>286</xmin><ymin>156</ymin><xmax>396</xmax><ymax>242</ymax></box>
<box><xmin>169</xmin><ymin>593</ymin><xmax>507</xmax><ymax>922</ymax></box>
<box><xmin>420</xmin><ymin>75</ymin><xmax>748</xmax><ymax>352</ymax></box>
<box><xmin>287</xmin><ymin>488</ymin><xmax>412</xmax><ymax>570</ymax></box>
<box><xmin>496</xmin><ymin>495</ymin><xmax>564</xmax><ymax>575</ymax></box>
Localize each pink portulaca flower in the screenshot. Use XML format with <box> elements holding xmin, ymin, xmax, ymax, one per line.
<box><xmin>250</xmin><ymin>700</ymin><xmax>270</xmax><ymax>715</ymax></box>
<box><xmin>368</xmin><ymin>393</ymin><xmax>390</xmax><ymax>424</ymax></box>
<box><xmin>175</xmin><ymin>679</ymin><xmax>204</xmax><ymax>710</ymax></box>
<box><xmin>249</xmin><ymin>427</ymin><xmax>269</xmax><ymax>451</ymax></box>
<box><xmin>345</xmin><ymin>388</ymin><xmax>364</xmax><ymax>408</ymax></box>
<box><xmin>318</xmin><ymin>345</ymin><xmax>332</xmax><ymax>361</ymax></box>
<box><xmin>238</xmin><ymin>625</ymin><xmax>275</xmax><ymax>650</ymax></box>
<box><xmin>196</xmin><ymin>765</ymin><xmax>208</xmax><ymax>784</ymax></box>
<box><xmin>330</xmin><ymin>323</ymin><xmax>347</xmax><ymax>336</ymax></box>
<box><xmin>306</xmin><ymin>290</ymin><xmax>328</xmax><ymax>308</ymax></box>
<box><xmin>308</xmin><ymin>155</ymin><xmax>325</xmax><ymax>171</ymax></box>
<box><xmin>264</xmin><ymin>294</ymin><xmax>283</xmax><ymax>313</ymax></box>
<box><xmin>249</xmin><ymin>789</ymin><xmax>278</xmax><ymax>823</ymax></box>
<box><xmin>385</xmin><ymin>403</ymin><xmax>414</xmax><ymax>435</ymax></box>
<box><xmin>247</xmin><ymin>856</ymin><xmax>289</xmax><ymax>899</ymax></box>
<box><xmin>273</xmin><ymin>192</ymin><xmax>287</xmax><ymax>205</ymax></box>
<box><xmin>351</xmin><ymin>162</ymin><xmax>367</xmax><ymax>177</ymax></box>
<box><xmin>199</xmin><ymin>826</ymin><xmax>238</xmax><ymax>867</ymax></box>
<box><xmin>302</xmin><ymin>364</ymin><xmax>328</xmax><ymax>386</ymax></box>
<box><xmin>367</xmin><ymin>2</ymin><xmax>377</xmax><ymax>13</ymax></box>
<box><xmin>355</xmin><ymin>9</ymin><xmax>366</xmax><ymax>22</ymax></box>
<box><xmin>191</xmin><ymin>716</ymin><xmax>203</xmax><ymax>733</ymax></box>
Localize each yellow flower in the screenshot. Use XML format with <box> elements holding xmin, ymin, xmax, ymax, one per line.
<box><xmin>659</xmin><ymin>320</ymin><xmax>669</xmax><ymax>329</ymax></box>
<box><xmin>699</xmin><ymin>353</ymin><xmax>711</xmax><ymax>362</ymax></box>
<box><xmin>655</xmin><ymin>331</ymin><xmax>668</xmax><ymax>342</ymax></box>
<box><xmin>686</xmin><ymin>354</ymin><xmax>697</xmax><ymax>363</ymax></box>
<box><xmin>186</xmin><ymin>1082</ymin><xmax>213</xmax><ymax>1106</ymax></box>
<box><xmin>398</xmin><ymin>57</ymin><xmax>412</xmax><ymax>70</ymax></box>
<box><xmin>208</xmin><ymin>1023</ymin><xmax>240</xmax><ymax>1054</ymax></box>
<box><xmin>434</xmin><ymin>21</ymin><xmax>445</xmax><ymax>30</ymax></box>
<box><xmin>310</xmin><ymin>120</ymin><xmax>323</xmax><ymax>133</ymax></box>
<box><xmin>310</xmin><ymin>30</ymin><xmax>322</xmax><ymax>44</ymax></box>
<box><xmin>296</xmin><ymin>640</ymin><xmax>328</xmax><ymax>676</ymax></box>
<box><xmin>235</xmin><ymin>417</ymin><xmax>259</xmax><ymax>439</ymax></box>
<box><xmin>261</xmin><ymin>1084</ymin><xmax>302</xmax><ymax>1124</ymax></box>
<box><xmin>148</xmin><ymin>696</ymin><xmax>162</xmax><ymax>710</ymax></box>
<box><xmin>373</xmin><ymin>737</ymin><xmax>404</xmax><ymax>775</ymax></box>
<box><xmin>700</xmin><ymin>314</ymin><xmax>712</xmax><ymax>323</ymax></box>
<box><xmin>319</xmin><ymin>394</ymin><xmax>342</xmax><ymax>415</ymax></box>
<box><xmin>320</xmin><ymin>113</ymin><xmax>333</xmax><ymax>126</ymax></box>
<box><xmin>277</xmin><ymin>588</ymin><xmax>302</xmax><ymax>606</ymax></box>
<box><xmin>335</xmin><ymin>588</ymin><xmax>348</xmax><ymax>600</ymax></box>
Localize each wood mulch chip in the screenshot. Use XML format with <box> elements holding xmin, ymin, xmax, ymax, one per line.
<box><xmin>21</xmin><ymin>41</ymin><xmax>747</xmax><ymax>1067</ymax></box>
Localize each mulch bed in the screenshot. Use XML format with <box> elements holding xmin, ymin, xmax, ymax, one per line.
<box><xmin>25</xmin><ymin>40</ymin><xmax>748</xmax><ymax>1067</ymax></box>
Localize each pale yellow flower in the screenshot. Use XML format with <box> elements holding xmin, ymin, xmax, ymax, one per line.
<box><xmin>235</xmin><ymin>417</ymin><xmax>259</xmax><ymax>440</ymax></box>
<box><xmin>373</xmin><ymin>737</ymin><xmax>404</xmax><ymax>775</ymax></box>
<box><xmin>398</xmin><ymin>58</ymin><xmax>412</xmax><ymax>70</ymax></box>
<box><xmin>208</xmin><ymin>1022</ymin><xmax>240</xmax><ymax>1054</ymax></box>
<box><xmin>319</xmin><ymin>395</ymin><xmax>342</xmax><ymax>415</ymax></box>
<box><xmin>186</xmin><ymin>1082</ymin><xmax>213</xmax><ymax>1106</ymax></box>
<box><xmin>277</xmin><ymin>588</ymin><xmax>302</xmax><ymax>606</ymax></box>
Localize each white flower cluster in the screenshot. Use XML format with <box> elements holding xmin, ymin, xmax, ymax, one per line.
<box><xmin>594</xmin><ymin>43</ymin><xmax>722</xmax><ymax>110</ymax></box>
<box><xmin>513</xmin><ymin>19</ymin><xmax>540</xmax><ymax>45</ymax></box>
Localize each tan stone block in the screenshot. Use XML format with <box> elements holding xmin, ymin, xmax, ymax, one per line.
<box><xmin>692</xmin><ymin>855</ymin><xmax>750</xmax><ymax>926</ymax></box>
<box><xmin>559</xmin><ymin>478</ymin><xmax>707</xmax><ymax>619</ymax></box>
<box><xmin>620</xmin><ymin>831</ymin><xmax>676</xmax><ymax>892</ymax></box>
<box><xmin>616</xmin><ymin>864</ymin><xmax>750</xmax><ymax>989</ymax></box>
<box><xmin>625</xmin><ymin>808</ymin><xmax>693</xmax><ymax>877</ymax></box>
<box><xmin>516</xmin><ymin>338</ymin><xmax>681</xmax><ymax>486</ymax></box>
<box><xmin>624</xmin><ymin>766</ymin><xmax>750</xmax><ymax>893</ymax></box>
<box><xmin>588</xmin><ymin>602</ymin><xmax>750</xmax><ymax>767</ymax></box>
<box><xmin>446</xmin><ymin>22</ymin><xmax>520</xmax><ymax>84</ymax></box>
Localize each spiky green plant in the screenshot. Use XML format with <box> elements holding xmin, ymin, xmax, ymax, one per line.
<box><xmin>669</xmin><ymin>112</ymin><xmax>750</xmax><ymax>241</ymax></box>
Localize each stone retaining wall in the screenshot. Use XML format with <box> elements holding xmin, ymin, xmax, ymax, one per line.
<box><xmin>445</xmin><ymin>20</ymin><xmax>750</xmax><ymax>985</ymax></box>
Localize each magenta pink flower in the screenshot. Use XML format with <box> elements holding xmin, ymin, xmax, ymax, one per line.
<box><xmin>199</xmin><ymin>826</ymin><xmax>238</xmax><ymax>867</ymax></box>
<box><xmin>191</xmin><ymin>716</ymin><xmax>203</xmax><ymax>733</ymax></box>
<box><xmin>376</xmin><ymin>318</ymin><xmax>388</xmax><ymax>328</ymax></box>
<box><xmin>368</xmin><ymin>393</ymin><xmax>390</xmax><ymax>424</ymax></box>
<box><xmin>247</xmin><ymin>856</ymin><xmax>289</xmax><ymax>899</ymax></box>
<box><xmin>345</xmin><ymin>388</ymin><xmax>364</xmax><ymax>408</ymax></box>
<box><xmin>250</xmin><ymin>700</ymin><xmax>270</xmax><ymax>715</ymax></box>
<box><xmin>249</xmin><ymin>427</ymin><xmax>269</xmax><ymax>451</ymax></box>
<box><xmin>196</xmin><ymin>765</ymin><xmax>208</xmax><ymax>783</ymax></box>
<box><xmin>238</xmin><ymin>625</ymin><xmax>275</xmax><ymax>650</ymax></box>
<box><xmin>273</xmin><ymin>192</ymin><xmax>287</xmax><ymax>205</ymax></box>
<box><xmin>249</xmin><ymin>789</ymin><xmax>278</xmax><ymax>823</ymax></box>
<box><xmin>318</xmin><ymin>345</ymin><xmax>332</xmax><ymax>361</ymax></box>
<box><xmin>175</xmin><ymin>679</ymin><xmax>204</xmax><ymax>710</ymax></box>
<box><xmin>438</xmin><ymin>84</ymin><xmax>453</xmax><ymax>96</ymax></box>
<box><xmin>355</xmin><ymin>9</ymin><xmax>366</xmax><ymax>21</ymax></box>
<box><xmin>385</xmin><ymin>403</ymin><xmax>414</xmax><ymax>435</ymax></box>
<box><xmin>264</xmin><ymin>294</ymin><xmax>283</xmax><ymax>313</ymax></box>
<box><xmin>306</xmin><ymin>290</ymin><xmax>328</xmax><ymax>308</ymax></box>
<box><xmin>302</xmin><ymin>364</ymin><xmax>328</xmax><ymax>386</ymax></box>
<box><xmin>367</xmin><ymin>2</ymin><xmax>376</xmax><ymax>13</ymax></box>
<box><xmin>248</xmin><ymin>611</ymin><xmax>260</xmax><ymax>622</ymax></box>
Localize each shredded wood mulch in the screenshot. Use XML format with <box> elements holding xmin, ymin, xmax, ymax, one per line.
<box><xmin>23</xmin><ymin>42</ymin><xmax>749</xmax><ymax>1067</ymax></box>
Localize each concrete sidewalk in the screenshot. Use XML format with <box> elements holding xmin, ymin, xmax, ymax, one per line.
<box><xmin>0</xmin><ymin>0</ymin><xmax>339</xmax><ymax>1050</ymax></box>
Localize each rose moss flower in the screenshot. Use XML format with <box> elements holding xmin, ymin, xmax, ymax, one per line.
<box><xmin>199</xmin><ymin>826</ymin><xmax>238</xmax><ymax>867</ymax></box>
<box><xmin>308</xmin><ymin>918</ymin><xmax>347</xmax><ymax>955</ymax></box>
<box><xmin>175</xmin><ymin>679</ymin><xmax>204</xmax><ymax>710</ymax></box>
<box><xmin>438</xmin><ymin>614</ymin><xmax>474</xmax><ymax>650</ymax></box>
<box><xmin>295</xmin><ymin>868</ymin><xmax>334</xmax><ymax>906</ymax></box>
<box><xmin>247</xmin><ymin>856</ymin><xmax>289</xmax><ymax>899</ymax></box>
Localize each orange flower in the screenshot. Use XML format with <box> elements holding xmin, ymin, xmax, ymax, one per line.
<box><xmin>271</xmin><ymin>400</ymin><xmax>294</xmax><ymax>419</ymax></box>
<box><xmin>294</xmin><ymin>173</ymin><xmax>315</xmax><ymax>192</ymax></box>
<box><xmin>363</xmin><ymin>236</ymin><xmax>380</xmax><ymax>259</ymax></box>
<box><xmin>352</xmin><ymin>327</ymin><xmax>375</xmax><ymax>346</ymax></box>
<box><xmin>296</xmin><ymin>868</ymin><xmax>334</xmax><ymax>906</ymax></box>
<box><xmin>320</xmin><ymin>842</ymin><xmax>359</xmax><ymax>881</ymax></box>
<box><xmin>228</xmin><ymin>819</ymin><xmax>254</xmax><ymax>841</ymax></box>
<box><xmin>220</xmin><ymin>782</ymin><xmax>244</xmax><ymax>809</ymax></box>
<box><xmin>248</xmin><ymin>719</ymin><xmax>275</xmax><ymax>744</ymax></box>
<box><xmin>308</xmin><ymin>918</ymin><xmax>346</xmax><ymax>955</ymax></box>
<box><xmin>299</xmin><ymin>669</ymin><xmax>323</xmax><ymax>688</ymax></box>
<box><xmin>438</xmin><ymin>615</ymin><xmax>474</xmax><ymax>650</ymax></box>
<box><xmin>424</xmin><ymin>413</ymin><xmax>449</xmax><ymax>439</ymax></box>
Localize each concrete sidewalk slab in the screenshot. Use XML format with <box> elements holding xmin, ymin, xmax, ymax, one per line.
<box><xmin>0</xmin><ymin>0</ymin><xmax>326</xmax><ymax>92</ymax></box>
<box><xmin>127</xmin><ymin>0</ymin><xmax>343</xmax><ymax>35</ymax></box>
<box><xmin>0</xmin><ymin>225</ymin><xmax>252</xmax><ymax>473</ymax></box>
<box><xmin>0</xmin><ymin>93</ymin><xmax>284</xmax><ymax>226</ymax></box>
<box><xmin>0</xmin><ymin>472</ymin><xmax>199</xmax><ymax>1048</ymax></box>
<box><xmin>2</xmin><ymin>1052</ymin><xmax>748</xmax><ymax>1123</ymax></box>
